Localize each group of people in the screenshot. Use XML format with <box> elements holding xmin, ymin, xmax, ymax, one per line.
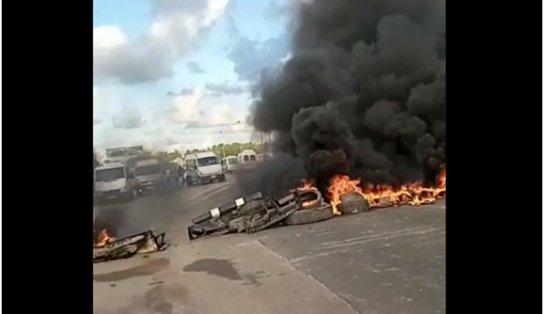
<box><xmin>166</xmin><ymin>163</ymin><xmax>185</xmax><ymax>191</ymax></box>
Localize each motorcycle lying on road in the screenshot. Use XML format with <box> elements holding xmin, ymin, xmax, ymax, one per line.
<box><xmin>187</xmin><ymin>189</ymin><xmax>335</xmax><ymax>240</ymax></box>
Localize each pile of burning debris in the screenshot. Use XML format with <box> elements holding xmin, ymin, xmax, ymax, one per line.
<box><xmin>93</xmin><ymin>229</ymin><xmax>169</xmax><ymax>263</ymax></box>
<box><xmin>188</xmin><ymin>167</ymin><xmax>446</xmax><ymax>240</ymax></box>
<box><xmin>187</xmin><ymin>189</ymin><xmax>332</xmax><ymax>240</ymax></box>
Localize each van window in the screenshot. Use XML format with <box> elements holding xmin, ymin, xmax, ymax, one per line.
<box><xmin>197</xmin><ymin>157</ymin><xmax>219</xmax><ymax>166</ymax></box>
<box><xmin>135</xmin><ymin>165</ymin><xmax>161</xmax><ymax>176</ymax></box>
<box><xmin>109</xmin><ymin>151</ymin><xmax>126</xmax><ymax>158</ymax></box>
<box><xmin>228</xmin><ymin>158</ymin><xmax>237</xmax><ymax>164</ymax></box>
<box><xmin>96</xmin><ymin>167</ymin><xmax>125</xmax><ymax>182</ymax></box>
<box><xmin>243</xmin><ymin>155</ymin><xmax>249</xmax><ymax>162</ymax></box>
<box><xmin>250</xmin><ymin>155</ymin><xmax>256</xmax><ymax>161</ymax></box>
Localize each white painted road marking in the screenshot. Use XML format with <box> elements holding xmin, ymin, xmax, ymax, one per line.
<box><xmin>290</xmin><ymin>226</ymin><xmax>445</xmax><ymax>264</ymax></box>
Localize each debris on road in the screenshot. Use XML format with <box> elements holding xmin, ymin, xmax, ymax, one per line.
<box><xmin>148</xmin><ymin>280</ymin><xmax>164</xmax><ymax>286</ymax></box>
<box><xmin>188</xmin><ymin>167</ymin><xmax>446</xmax><ymax>241</ymax></box>
<box><xmin>188</xmin><ymin>189</ymin><xmax>333</xmax><ymax>240</ymax></box>
<box><xmin>93</xmin><ymin>230</ymin><xmax>170</xmax><ymax>263</ymax></box>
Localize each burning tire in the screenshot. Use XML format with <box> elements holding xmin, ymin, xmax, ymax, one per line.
<box><xmin>338</xmin><ymin>192</ymin><xmax>369</xmax><ymax>215</ymax></box>
<box><xmin>284</xmin><ymin>204</ymin><xmax>334</xmax><ymax>225</ymax></box>
<box><xmin>297</xmin><ymin>189</ymin><xmax>323</xmax><ymax>209</ymax></box>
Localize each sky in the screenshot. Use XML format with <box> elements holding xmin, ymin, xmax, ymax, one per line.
<box><xmin>93</xmin><ymin>0</ymin><xmax>292</xmax><ymax>154</ymax></box>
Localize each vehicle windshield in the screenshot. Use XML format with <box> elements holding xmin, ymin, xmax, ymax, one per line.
<box><xmin>95</xmin><ymin>167</ymin><xmax>125</xmax><ymax>182</ymax></box>
<box><xmin>197</xmin><ymin>156</ymin><xmax>219</xmax><ymax>166</ymax></box>
<box><xmin>135</xmin><ymin>165</ymin><xmax>161</xmax><ymax>176</ymax></box>
<box><xmin>228</xmin><ymin>158</ymin><xmax>238</xmax><ymax>164</ymax></box>
<box><xmin>109</xmin><ymin>151</ymin><xmax>126</xmax><ymax>157</ymax></box>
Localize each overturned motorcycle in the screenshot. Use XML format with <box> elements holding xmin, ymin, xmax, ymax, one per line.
<box><xmin>187</xmin><ymin>189</ymin><xmax>334</xmax><ymax>240</ymax></box>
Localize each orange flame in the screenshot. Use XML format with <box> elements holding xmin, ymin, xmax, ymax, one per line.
<box><xmin>437</xmin><ymin>167</ymin><xmax>446</xmax><ymax>189</ymax></box>
<box><xmin>327</xmin><ymin>175</ymin><xmax>364</xmax><ymax>215</ymax></box>
<box><xmin>297</xmin><ymin>179</ymin><xmax>316</xmax><ymax>192</ymax></box>
<box><xmin>300</xmin><ymin>167</ymin><xmax>446</xmax><ymax>215</ymax></box>
<box><xmin>95</xmin><ymin>229</ymin><xmax>115</xmax><ymax>247</ymax></box>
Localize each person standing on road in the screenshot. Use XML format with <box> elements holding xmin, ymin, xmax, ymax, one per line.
<box><xmin>170</xmin><ymin>165</ymin><xmax>179</xmax><ymax>191</ymax></box>
<box><xmin>178</xmin><ymin>164</ymin><xmax>185</xmax><ymax>186</ymax></box>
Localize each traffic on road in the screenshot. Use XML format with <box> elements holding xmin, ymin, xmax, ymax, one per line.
<box><xmin>94</xmin><ymin>149</ymin><xmax>242</xmax><ymax>206</ymax></box>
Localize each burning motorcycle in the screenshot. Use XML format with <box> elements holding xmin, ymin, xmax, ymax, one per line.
<box><xmin>187</xmin><ymin>189</ymin><xmax>334</xmax><ymax>240</ymax></box>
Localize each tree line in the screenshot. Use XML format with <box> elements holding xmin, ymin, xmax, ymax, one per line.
<box><xmin>185</xmin><ymin>142</ymin><xmax>269</xmax><ymax>158</ymax></box>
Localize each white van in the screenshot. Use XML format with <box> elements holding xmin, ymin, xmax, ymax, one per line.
<box><xmin>237</xmin><ymin>149</ymin><xmax>258</xmax><ymax>170</ymax></box>
<box><xmin>94</xmin><ymin>162</ymin><xmax>137</xmax><ymax>203</ymax></box>
<box><xmin>221</xmin><ymin>155</ymin><xmax>238</xmax><ymax>173</ymax></box>
<box><xmin>185</xmin><ymin>152</ymin><xmax>225</xmax><ymax>186</ymax></box>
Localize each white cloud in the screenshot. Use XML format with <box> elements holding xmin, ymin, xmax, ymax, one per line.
<box><xmin>112</xmin><ymin>105</ymin><xmax>144</xmax><ymax>129</ymax></box>
<box><xmin>93</xmin><ymin>26</ymin><xmax>127</xmax><ymax>49</ymax></box>
<box><xmin>206</xmin><ymin>103</ymin><xmax>246</xmax><ymax>126</ymax></box>
<box><xmin>171</xmin><ymin>87</ymin><xmax>248</xmax><ymax>128</ymax></box>
<box><xmin>203</xmin><ymin>0</ymin><xmax>230</xmax><ymax>26</ymax></box>
<box><xmin>173</xmin><ymin>88</ymin><xmax>205</xmax><ymax>123</ymax></box>
<box><xmin>200</xmin><ymin>137</ymin><xmax>215</xmax><ymax>150</ymax></box>
<box><xmin>149</xmin><ymin>20</ymin><xmax>170</xmax><ymax>39</ymax></box>
<box><xmin>93</xmin><ymin>85</ymin><xmax>116</xmax><ymax>119</ymax></box>
<box><xmin>94</xmin><ymin>0</ymin><xmax>230</xmax><ymax>84</ymax></box>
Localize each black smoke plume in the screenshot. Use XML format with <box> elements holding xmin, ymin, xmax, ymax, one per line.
<box><xmin>250</xmin><ymin>0</ymin><xmax>445</xmax><ymax>189</ymax></box>
<box><xmin>93</xmin><ymin>208</ymin><xmax>124</xmax><ymax>242</ymax></box>
<box><xmin>236</xmin><ymin>153</ymin><xmax>306</xmax><ymax>196</ymax></box>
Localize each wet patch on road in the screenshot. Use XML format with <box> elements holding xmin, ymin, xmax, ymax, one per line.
<box><xmin>182</xmin><ymin>259</ymin><xmax>276</xmax><ymax>286</ymax></box>
<box><xmin>142</xmin><ymin>285</ymin><xmax>187</xmax><ymax>314</ymax></box>
<box><xmin>241</xmin><ymin>271</ymin><xmax>270</xmax><ymax>287</ymax></box>
<box><xmin>112</xmin><ymin>284</ymin><xmax>191</xmax><ymax>314</ymax></box>
<box><xmin>93</xmin><ymin>257</ymin><xmax>170</xmax><ymax>282</ymax></box>
<box><xmin>182</xmin><ymin>258</ymin><xmax>242</xmax><ymax>280</ymax></box>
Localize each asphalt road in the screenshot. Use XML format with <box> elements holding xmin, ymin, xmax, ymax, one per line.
<box><xmin>94</xmin><ymin>175</ymin><xmax>242</xmax><ymax>238</ymax></box>
<box><xmin>93</xmin><ymin>174</ymin><xmax>445</xmax><ymax>314</ymax></box>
